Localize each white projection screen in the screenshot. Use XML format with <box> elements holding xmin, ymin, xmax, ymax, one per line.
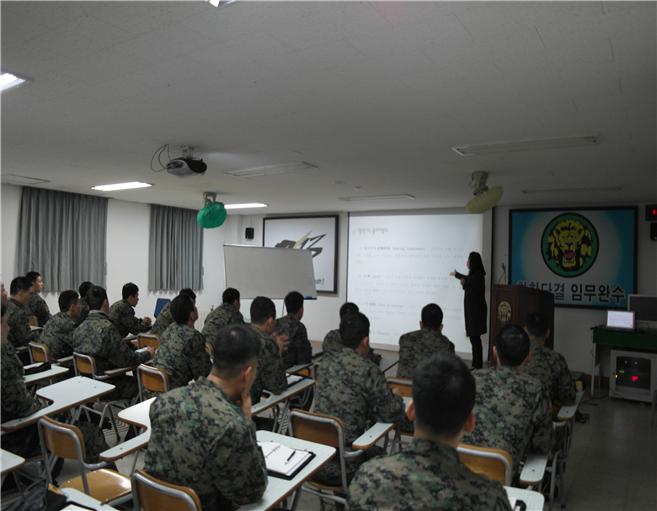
<box><xmin>347</xmin><ymin>211</ymin><xmax>490</xmax><ymax>355</ymax></box>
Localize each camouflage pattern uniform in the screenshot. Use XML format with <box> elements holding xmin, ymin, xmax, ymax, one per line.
<box><xmin>202</xmin><ymin>303</ymin><xmax>244</xmax><ymax>344</ymax></box>
<box><xmin>149</xmin><ymin>302</ymin><xmax>173</xmax><ymax>336</ymax></box>
<box><xmin>41</xmin><ymin>311</ymin><xmax>76</xmax><ymax>360</ymax></box>
<box><xmin>6</xmin><ymin>298</ymin><xmax>38</xmax><ymax>348</ymax></box>
<box><xmin>75</xmin><ymin>298</ymin><xmax>90</xmax><ymax>326</ymax></box>
<box><xmin>520</xmin><ymin>341</ymin><xmax>575</xmax><ymax>406</ymax></box>
<box><xmin>27</xmin><ymin>293</ymin><xmax>51</xmax><ymax>327</ymax></box>
<box><xmin>108</xmin><ymin>299</ymin><xmax>150</xmax><ymax>337</ymax></box>
<box><xmin>322</xmin><ymin>329</ymin><xmax>382</xmax><ymax>365</ymax></box>
<box><xmin>144</xmin><ymin>377</ymin><xmax>267</xmax><ymax>510</ymax></box>
<box><xmin>1</xmin><ymin>342</ymin><xmax>108</xmax><ymax>460</ymax></box>
<box><xmin>276</xmin><ymin>314</ymin><xmax>312</xmax><ymax>368</ymax></box>
<box><xmin>397</xmin><ymin>328</ymin><xmax>455</xmax><ymax>379</ymax></box>
<box><xmin>151</xmin><ymin>323</ymin><xmax>212</xmax><ymax>390</ymax></box>
<box><xmin>248</xmin><ymin>324</ymin><xmax>287</xmax><ymax>403</ymax></box>
<box><xmin>463</xmin><ymin>366</ymin><xmax>553</xmax><ymax>471</ymax></box>
<box><xmin>314</xmin><ymin>348</ymin><xmax>405</xmax><ymax>483</ymax></box>
<box><xmin>72</xmin><ymin>311</ymin><xmax>151</xmax><ymax>399</ymax></box>
<box><xmin>348</xmin><ymin>437</ymin><xmax>512</xmax><ymax>511</ymax></box>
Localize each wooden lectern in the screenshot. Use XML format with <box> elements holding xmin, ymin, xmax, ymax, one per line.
<box><xmin>489</xmin><ymin>285</ymin><xmax>555</xmax><ymax>361</ymax></box>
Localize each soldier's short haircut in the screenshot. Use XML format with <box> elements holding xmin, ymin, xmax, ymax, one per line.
<box><xmin>525</xmin><ymin>312</ymin><xmax>549</xmax><ymax>339</ymax></box>
<box><xmin>495</xmin><ymin>324</ymin><xmax>530</xmax><ymax>367</ymax></box>
<box><xmin>339</xmin><ymin>312</ymin><xmax>370</xmax><ymax>349</ymax></box>
<box><xmin>10</xmin><ymin>277</ymin><xmax>32</xmax><ymax>296</ymax></box>
<box><xmin>339</xmin><ymin>302</ymin><xmax>359</xmax><ymax>318</ymax></box>
<box><xmin>87</xmin><ymin>286</ymin><xmax>109</xmax><ymax>311</ymax></box>
<box><xmin>25</xmin><ymin>271</ymin><xmax>41</xmax><ymax>284</ymax></box>
<box><xmin>211</xmin><ymin>325</ymin><xmax>260</xmax><ymax>378</ymax></box>
<box><xmin>58</xmin><ymin>290</ymin><xmax>79</xmax><ymax>312</ymax></box>
<box><xmin>421</xmin><ymin>303</ymin><xmax>443</xmax><ymax>329</ymax></box>
<box><xmin>222</xmin><ymin>287</ymin><xmax>240</xmax><ymax>305</ymax></box>
<box><xmin>170</xmin><ymin>295</ymin><xmax>195</xmax><ymax>324</ymax></box>
<box><xmin>78</xmin><ymin>281</ymin><xmax>93</xmax><ymax>299</ymax></box>
<box><xmin>413</xmin><ymin>353</ymin><xmax>475</xmax><ymax>436</ymax></box>
<box><xmin>250</xmin><ymin>296</ymin><xmax>275</xmax><ymax>325</ymax></box>
<box><xmin>284</xmin><ymin>291</ymin><xmax>304</xmax><ymax>314</ymax></box>
<box><xmin>122</xmin><ymin>283</ymin><xmax>139</xmax><ymax>300</ymax></box>
<box><xmin>179</xmin><ymin>288</ymin><xmax>196</xmax><ymax>302</ymax></box>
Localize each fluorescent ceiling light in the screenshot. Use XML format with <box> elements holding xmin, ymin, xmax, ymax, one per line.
<box><xmin>225</xmin><ymin>161</ymin><xmax>318</xmax><ymax>178</ymax></box>
<box><xmin>224</xmin><ymin>203</ymin><xmax>268</xmax><ymax>210</ymax></box>
<box><xmin>208</xmin><ymin>0</ymin><xmax>236</xmax><ymax>7</ymax></box>
<box><xmin>452</xmin><ymin>134</ymin><xmax>600</xmax><ymax>156</ymax></box>
<box><xmin>92</xmin><ymin>182</ymin><xmax>152</xmax><ymax>192</ymax></box>
<box><xmin>340</xmin><ymin>194</ymin><xmax>415</xmax><ymax>202</ymax></box>
<box><xmin>521</xmin><ymin>185</ymin><xmax>622</xmax><ymax>194</ymax></box>
<box><xmin>0</xmin><ymin>72</ymin><xmax>27</xmax><ymax>92</ymax></box>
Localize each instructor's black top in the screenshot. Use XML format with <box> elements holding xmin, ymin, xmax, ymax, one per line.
<box><xmin>455</xmin><ymin>270</ymin><xmax>487</xmax><ymax>337</ymax></box>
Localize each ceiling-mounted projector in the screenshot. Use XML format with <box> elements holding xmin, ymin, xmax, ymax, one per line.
<box><xmin>465</xmin><ymin>171</ymin><xmax>503</xmax><ymax>214</ymax></box>
<box><xmin>151</xmin><ymin>144</ymin><xmax>207</xmax><ymax>177</ymax></box>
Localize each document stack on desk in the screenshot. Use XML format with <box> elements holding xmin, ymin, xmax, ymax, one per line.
<box><xmin>259</xmin><ymin>441</ymin><xmax>315</xmax><ymax>479</ymax></box>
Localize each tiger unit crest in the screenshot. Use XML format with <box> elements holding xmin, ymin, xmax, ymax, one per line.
<box><xmin>542</xmin><ymin>213</ymin><xmax>598</xmax><ymax>277</ymax></box>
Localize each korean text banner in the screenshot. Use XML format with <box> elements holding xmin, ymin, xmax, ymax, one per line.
<box><xmin>509</xmin><ymin>207</ymin><xmax>637</xmax><ymax>308</ymax></box>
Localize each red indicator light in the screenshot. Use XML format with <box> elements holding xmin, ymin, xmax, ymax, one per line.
<box><xmin>631</xmin><ymin>375</ymin><xmax>639</xmax><ymax>382</ymax></box>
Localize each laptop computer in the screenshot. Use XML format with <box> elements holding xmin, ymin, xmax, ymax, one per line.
<box><xmin>605</xmin><ymin>310</ymin><xmax>635</xmax><ymax>331</ymax></box>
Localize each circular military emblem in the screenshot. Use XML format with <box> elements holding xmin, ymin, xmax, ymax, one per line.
<box><xmin>497</xmin><ymin>301</ymin><xmax>512</xmax><ymax>323</ymax></box>
<box><xmin>541</xmin><ymin>212</ymin><xmax>598</xmax><ymax>277</ymax></box>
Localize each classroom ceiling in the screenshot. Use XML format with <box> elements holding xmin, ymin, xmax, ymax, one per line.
<box><xmin>2</xmin><ymin>1</ymin><xmax>656</xmax><ymax>214</ymax></box>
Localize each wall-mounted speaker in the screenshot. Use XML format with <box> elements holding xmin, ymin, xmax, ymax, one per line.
<box><xmin>245</xmin><ymin>227</ymin><xmax>255</xmax><ymax>240</ymax></box>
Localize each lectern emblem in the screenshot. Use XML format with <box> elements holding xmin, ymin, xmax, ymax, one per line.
<box><xmin>542</xmin><ymin>213</ymin><xmax>598</xmax><ymax>278</ymax></box>
<box><xmin>497</xmin><ymin>301</ymin><xmax>512</xmax><ymax>323</ymax></box>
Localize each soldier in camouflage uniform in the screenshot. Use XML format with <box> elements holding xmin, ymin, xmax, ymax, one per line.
<box><xmin>314</xmin><ymin>312</ymin><xmax>405</xmax><ymax>484</ymax></box>
<box><xmin>349</xmin><ymin>353</ymin><xmax>512</xmax><ymax>511</ymax></box>
<box><xmin>150</xmin><ymin>288</ymin><xmax>197</xmax><ymax>336</ymax></box>
<box><xmin>145</xmin><ymin>324</ymin><xmax>267</xmax><ymax>510</ymax></box>
<box><xmin>25</xmin><ymin>271</ymin><xmax>52</xmax><ymax>327</ymax></box>
<box><xmin>151</xmin><ymin>295</ymin><xmax>211</xmax><ymax>390</ymax></box>
<box><xmin>248</xmin><ymin>297</ymin><xmax>288</xmax><ymax>404</ymax></box>
<box><xmin>7</xmin><ymin>277</ymin><xmax>39</xmax><ymax>352</ymax></box>
<box><xmin>1</xmin><ymin>303</ymin><xmax>109</xmax><ymax>460</ymax></box>
<box><xmin>202</xmin><ymin>287</ymin><xmax>244</xmax><ymax>344</ymax></box>
<box><xmin>397</xmin><ymin>303</ymin><xmax>455</xmax><ymax>379</ymax></box>
<box><xmin>463</xmin><ymin>324</ymin><xmax>553</xmax><ymax>472</ymax></box>
<box><xmin>75</xmin><ymin>281</ymin><xmax>93</xmax><ymax>327</ymax></box>
<box><xmin>73</xmin><ymin>286</ymin><xmax>154</xmax><ymax>400</ymax></box>
<box><xmin>521</xmin><ymin>312</ymin><xmax>575</xmax><ymax>407</ymax></box>
<box><xmin>322</xmin><ymin>302</ymin><xmax>381</xmax><ymax>365</ymax></box>
<box><xmin>276</xmin><ymin>291</ymin><xmax>312</xmax><ymax>368</ymax></box>
<box><xmin>108</xmin><ymin>282</ymin><xmax>152</xmax><ymax>337</ymax></box>
<box><xmin>40</xmin><ymin>290</ymin><xmax>80</xmax><ymax>362</ymax></box>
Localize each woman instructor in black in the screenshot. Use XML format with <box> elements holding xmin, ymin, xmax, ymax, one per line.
<box><xmin>450</xmin><ymin>252</ymin><xmax>487</xmax><ymax>369</ymax></box>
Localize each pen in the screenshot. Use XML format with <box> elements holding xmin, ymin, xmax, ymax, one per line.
<box><xmin>285</xmin><ymin>451</ymin><xmax>295</xmax><ymax>463</ymax></box>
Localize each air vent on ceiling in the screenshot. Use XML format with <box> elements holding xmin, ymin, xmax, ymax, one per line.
<box><xmin>2</xmin><ymin>174</ymin><xmax>51</xmax><ymax>185</ymax></box>
<box><xmin>339</xmin><ymin>194</ymin><xmax>415</xmax><ymax>202</ymax></box>
<box><xmin>224</xmin><ymin>161</ymin><xmax>318</xmax><ymax>178</ymax></box>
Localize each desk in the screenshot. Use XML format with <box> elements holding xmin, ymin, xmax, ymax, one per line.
<box><xmin>1</xmin><ymin>377</ymin><xmax>115</xmax><ymax>431</ymax></box>
<box><xmin>253</xmin><ymin>378</ymin><xmax>315</xmax><ymax>416</ymax></box>
<box><xmin>1</xmin><ymin>449</ymin><xmax>25</xmax><ymax>475</ymax></box>
<box><xmin>24</xmin><ymin>364</ymin><xmax>70</xmax><ymax>386</ymax></box>
<box><xmin>59</xmin><ymin>487</ymin><xmax>119</xmax><ymax>510</ymax></box>
<box><xmin>240</xmin><ymin>431</ymin><xmax>335</xmax><ymax>511</ymax></box>
<box><xmin>557</xmin><ymin>390</ymin><xmax>585</xmax><ymax>421</ymax></box>
<box><xmin>380</xmin><ymin>354</ymin><xmax>399</xmax><ymax>374</ymax></box>
<box><xmin>100</xmin><ymin>398</ymin><xmax>154</xmax><ymax>462</ymax></box>
<box><xmin>591</xmin><ymin>326</ymin><xmax>657</xmax><ymax>396</ymax></box>
<box><xmin>504</xmin><ymin>486</ymin><xmax>544</xmax><ymax>511</ymax></box>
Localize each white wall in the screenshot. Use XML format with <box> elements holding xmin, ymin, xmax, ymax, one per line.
<box><xmin>492</xmin><ymin>205</ymin><xmax>657</xmax><ymax>373</ymax></box>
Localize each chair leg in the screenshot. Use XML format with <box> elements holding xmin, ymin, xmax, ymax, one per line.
<box><xmin>105</xmin><ymin>405</ymin><xmax>121</xmax><ymax>444</ymax></box>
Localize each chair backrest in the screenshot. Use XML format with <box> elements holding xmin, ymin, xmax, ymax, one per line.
<box><xmin>132</xmin><ymin>469</ymin><xmax>201</xmax><ymax>511</ymax></box>
<box><xmin>153</xmin><ymin>298</ymin><xmax>171</xmax><ymax>318</ymax></box>
<box><xmin>386</xmin><ymin>377</ymin><xmax>413</xmax><ymax>397</ymax></box>
<box><xmin>73</xmin><ymin>352</ymin><xmax>97</xmax><ymax>377</ymax></box>
<box><xmin>137</xmin><ymin>335</ymin><xmax>160</xmax><ymax>350</ymax></box>
<box><xmin>457</xmin><ymin>443</ymin><xmax>513</xmax><ymax>486</ymax></box>
<box><xmin>29</xmin><ymin>342</ymin><xmax>51</xmax><ymax>363</ymax></box>
<box><xmin>137</xmin><ymin>364</ymin><xmax>169</xmax><ymax>401</ymax></box>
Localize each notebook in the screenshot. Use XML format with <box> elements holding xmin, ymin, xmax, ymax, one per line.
<box><xmin>286</xmin><ymin>374</ymin><xmax>305</xmax><ymax>387</ymax></box>
<box><xmin>258</xmin><ymin>441</ymin><xmax>315</xmax><ymax>479</ymax></box>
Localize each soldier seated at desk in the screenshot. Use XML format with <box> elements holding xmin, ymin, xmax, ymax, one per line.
<box><xmin>25</xmin><ymin>270</ymin><xmax>51</xmax><ymax>327</ymax></box>
<box><xmin>348</xmin><ymin>353</ymin><xmax>512</xmax><ymax>511</ymax></box>
<box><xmin>6</xmin><ymin>277</ymin><xmax>39</xmax><ymax>361</ymax></box>
<box><xmin>202</xmin><ymin>287</ymin><xmax>245</xmax><ymax>345</ymax></box>
<box><xmin>322</xmin><ymin>302</ymin><xmax>381</xmax><ymax>365</ymax></box>
<box><xmin>276</xmin><ymin>291</ymin><xmax>312</xmax><ymax>369</ymax></box>
<box><xmin>41</xmin><ymin>289</ymin><xmax>81</xmax><ymax>363</ymax></box>
<box><xmin>108</xmin><ymin>282</ymin><xmax>151</xmax><ymax>338</ymax></box>
<box><xmin>150</xmin><ymin>288</ymin><xmax>196</xmax><ymax>337</ymax></box>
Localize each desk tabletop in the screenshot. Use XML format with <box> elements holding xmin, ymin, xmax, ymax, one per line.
<box><xmin>239</xmin><ymin>431</ymin><xmax>335</xmax><ymax>511</ymax></box>
<box><xmin>100</xmin><ymin>397</ymin><xmax>155</xmax><ymax>461</ymax></box>
<box><xmin>1</xmin><ymin>449</ymin><xmax>26</xmax><ymax>475</ymax></box>
<box><xmin>24</xmin><ymin>364</ymin><xmax>70</xmax><ymax>386</ymax></box>
<box><xmin>253</xmin><ymin>378</ymin><xmax>315</xmax><ymax>416</ymax></box>
<box><xmin>1</xmin><ymin>376</ymin><xmax>115</xmax><ymax>431</ymax></box>
<box><xmin>557</xmin><ymin>390</ymin><xmax>585</xmax><ymax>421</ymax></box>
<box><xmin>59</xmin><ymin>487</ymin><xmax>119</xmax><ymax>510</ymax></box>
<box><xmin>504</xmin><ymin>486</ymin><xmax>544</xmax><ymax>511</ymax></box>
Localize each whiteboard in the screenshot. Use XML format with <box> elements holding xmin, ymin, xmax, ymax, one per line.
<box><xmin>347</xmin><ymin>213</ymin><xmax>485</xmax><ymax>353</ymax></box>
<box><xmin>223</xmin><ymin>245</ymin><xmax>317</xmax><ymax>299</ymax></box>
